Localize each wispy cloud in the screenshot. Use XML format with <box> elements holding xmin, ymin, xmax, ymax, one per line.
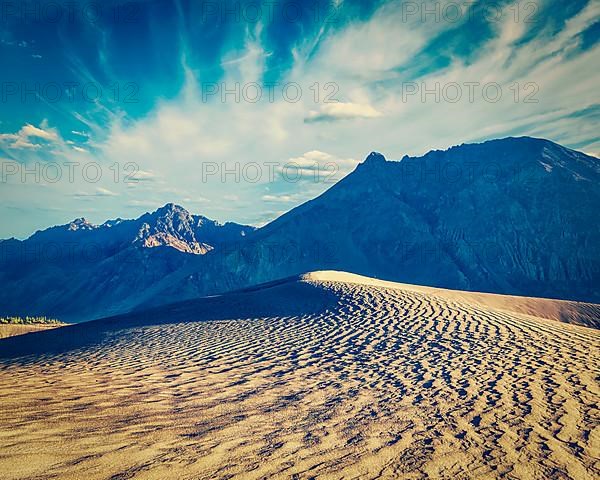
<box><xmin>305</xmin><ymin>102</ymin><xmax>382</xmax><ymax>123</ymax></box>
<box><xmin>262</xmin><ymin>194</ymin><xmax>298</xmax><ymax>203</ymax></box>
<box><xmin>73</xmin><ymin>187</ymin><xmax>118</xmax><ymax>198</ymax></box>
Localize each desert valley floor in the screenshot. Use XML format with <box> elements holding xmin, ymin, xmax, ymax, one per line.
<box><xmin>0</xmin><ymin>272</ymin><xmax>598</xmax><ymax>479</ymax></box>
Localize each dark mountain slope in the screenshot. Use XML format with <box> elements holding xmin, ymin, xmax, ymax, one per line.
<box><xmin>172</xmin><ymin>137</ymin><xmax>600</xmax><ymax>304</ymax></box>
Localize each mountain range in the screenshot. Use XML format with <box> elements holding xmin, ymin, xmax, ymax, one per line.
<box><xmin>0</xmin><ymin>205</ymin><xmax>254</xmax><ymax>320</ymax></box>
<box><xmin>1</xmin><ymin>136</ymin><xmax>599</xmax><ymax>322</ymax></box>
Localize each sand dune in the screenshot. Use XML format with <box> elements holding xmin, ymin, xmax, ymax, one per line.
<box><xmin>305</xmin><ymin>272</ymin><xmax>600</xmax><ymax>329</ymax></box>
<box><xmin>0</xmin><ymin>271</ymin><xmax>598</xmax><ymax>479</ymax></box>
<box><xmin>0</xmin><ymin>324</ymin><xmax>63</xmax><ymax>340</ymax></box>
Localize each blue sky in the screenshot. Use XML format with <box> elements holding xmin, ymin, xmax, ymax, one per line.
<box><xmin>1</xmin><ymin>0</ymin><xmax>599</xmax><ymax>238</ymax></box>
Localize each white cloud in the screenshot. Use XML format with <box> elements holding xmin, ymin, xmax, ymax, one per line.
<box><xmin>126</xmin><ymin>199</ymin><xmax>162</xmax><ymax>208</ymax></box>
<box><xmin>71</xmin><ymin>130</ymin><xmax>90</xmax><ymax>138</ymax></box>
<box><xmin>20</xmin><ymin>124</ymin><xmax>58</xmax><ymax>141</ymax></box>
<box><xmin>285</xmin><ymin>150</ymin><xmax>359</xmax><ymax>179</ymax></box>
<box><xmin>181</xmin><ymin>196</ymin><xmax>210</xmax><ymax>204</ymax></box>
<box><xmin>0</xmin><ymin>123</ymin><xmax>60</xmax><ymax>149</ymax></box>
<box><xmin>129</xmin><ymin>169</ymin><xmax>159</xmax><ymax>182</ymax></box>
<box><xmin>302</xmin><ymin>0</ymin><xmax>460</xmax><ymax>81</ymax></box>
<box><xmin>305</xmin><ymin>102</ymin><xmax>382</xmax><ymax>123</ymax></box>
<box><xmin>73</xmin><ymin>187</ymin><xmax>118</xmax><ymax>198</ymax></box>
<box><xmin>96</xmin><ymin>187</ymin><xmax>118</xmax><ymax>197</ymax></box>
<box><xmin>262</xmin><ymin>194</ymin><xmax>298</xmax><ymax>203</ymax></box>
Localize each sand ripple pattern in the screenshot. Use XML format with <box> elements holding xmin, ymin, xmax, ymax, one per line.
<box><xmin>0</xmin><ymin>274</ymin><xmax>599</xmax><ymax>479</ymax></box>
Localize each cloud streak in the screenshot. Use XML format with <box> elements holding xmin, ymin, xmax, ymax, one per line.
<box><xmin>304</xmin><ymin>102</ymin><xmax>382</xmax><ymax>123</ymax></box>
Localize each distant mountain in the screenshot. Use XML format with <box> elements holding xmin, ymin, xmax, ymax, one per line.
<box><xmin>24</xmin><ymin>203</ymin><xmax>252</xmax><ymax>255</ymax></box>
<box><xmin>0</xmin><ymin>205</ymin><xmax>254</xmax><ymax>321</ymax></box>
<box><xmin>1</xmin><ymin>136</ymin><xmax>599</xmax><ymax>322</ymax></box>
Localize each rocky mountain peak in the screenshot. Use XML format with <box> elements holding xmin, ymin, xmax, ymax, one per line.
<box><xmin>364</xmin><ymin>151</ymin><xmax>387</xmax><ymax>165</ymax></box>
<box><xmin>154</xmin><ymin>203</ymin><xmax>188</xmax><ymax>216</ymax></box>
<box><xmin>68</xmin><ymin>218</ymin><xmax>95</xmax><ymax>231</ymax></box>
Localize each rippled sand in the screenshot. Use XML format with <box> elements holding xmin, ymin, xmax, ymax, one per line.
<box><xmin>0</xmin><ymin>272</ymin><xmax>598</xmax><ymax>479</ymax></box>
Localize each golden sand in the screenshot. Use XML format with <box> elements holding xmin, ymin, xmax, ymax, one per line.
<box><xmin>0</xmin><ymin>272</ymin><xmax>598</xmax><ymax>479</ymax></box>
<box><xmin>0</xmin><ymin>324</ymin><xmax>64</xmax><ymax>340</ymax></box>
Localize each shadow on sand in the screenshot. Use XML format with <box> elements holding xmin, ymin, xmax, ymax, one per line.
<box><xmin>0</xmin><ymin>276</ymin><xmax>339</xmax><ymax>361</ymax></box>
